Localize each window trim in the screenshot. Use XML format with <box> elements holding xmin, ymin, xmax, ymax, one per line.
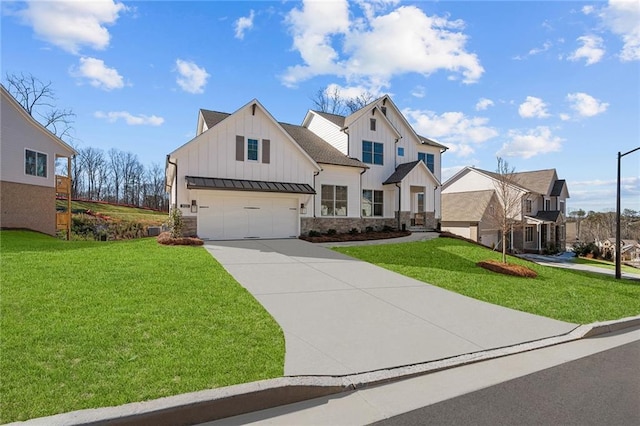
<box><xmin>321</xmin><ymin>184</ymin><xmax>348</xmax><ymax>217</ymax></box>
<box><xmin>525</xmin><ymin>226</ymin><xmax>534</xmax><ymax>242</ymax></box>
<box><xmin>418</xmin><ymin>152</ymin><xmax>434</xmax><ymax>173</ymax></box>
<box><xmin>25</xmin><ymin>148</ymin><xmax>47</xmax><ymax>178</ymax></box>
<box><xmin>362</xmin><ymin>189</ymin><xmax>384</xmax><ymax>217</ymax></box>
<box><xmin>247</xmin><ymin>138</ymin><xmax>259</xmax><ymax>162</ymax></box>
<box><xmin>370</xmin><ymin>118</ymin><xmax>376</xmax><ymax>131</ymax></box>
<box><xmin>362</xmin><ymin>140</ymin><xmax>384</xmax><ymax>165</ymax></box>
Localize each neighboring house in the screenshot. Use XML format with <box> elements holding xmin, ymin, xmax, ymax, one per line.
<box><xmin>441</xmin><ymin>167</ymin><xmax>569</xmax><ymax>253</ymax></box>
<box><xmin>0</xmin><ymin>85</ymin><xmax>76</xmax><ymax>236</ymax></box>
<box><xmin>600</xmin><ymin>238</ymin><xmax>640</xmax><ymax>262</ymax></box>
<box><xmin>165</xmin><ymin>95</ymin><xmax>447</xmax><ymax>240</ymax></box>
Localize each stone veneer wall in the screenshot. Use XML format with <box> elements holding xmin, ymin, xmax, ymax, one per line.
<box><xmin>301</xmin><ymin>211</ymin><xmax>427</xmax><ymax>235</ymax></box>
<box><xmin>0</xmin><ymin>180</ymin><xmax>56</xmax><ymax>235</ymax></box>
<box><xmin>182</xmin><ymin>216</ymin><xmax>197</xmax><ymax>237</ymax></box>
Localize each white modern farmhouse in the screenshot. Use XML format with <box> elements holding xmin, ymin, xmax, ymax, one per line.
<box><xmin>0</xmin><ymin>85</ymin><xmax>76</xmax><ymax>236</ymax></box>
<box><xmin>165</xmin><ymin>95</ymin><xmax>447</xmax><ymax>240</ymax></box>
<box><xmin>441</xmin><ymin>166</ymin><xmax>569</xmax><ymax>253</ymax></box>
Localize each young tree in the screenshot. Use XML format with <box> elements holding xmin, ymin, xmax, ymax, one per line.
<box><xmin>4</xmin><ymin>72</ymin><xmax>75</xmax><ymax>140</ymax></box>
<box><xmin>491</xmin><ymin>157</ymin><xmax>522</xmax><ymax>263</ymax></box>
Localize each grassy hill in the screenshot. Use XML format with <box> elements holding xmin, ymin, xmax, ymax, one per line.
<box><xmin>57</xmin><ymin>199</ymin><xmax>167</xmax><ymax>227</ymax></box>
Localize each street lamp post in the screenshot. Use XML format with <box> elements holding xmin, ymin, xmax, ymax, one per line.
<box><xmin>616</xmin><ymin>146</ymin><xmax>640</xmax><ymax>279</ymax></box>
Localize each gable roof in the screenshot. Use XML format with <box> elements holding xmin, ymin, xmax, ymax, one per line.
<box><xmin>313</xmin><ymin>111</ymin><xmax>345</xmax><ymax>128</ymax></box>
<box><xmin>200</xmin><ymin>109</ymin><xmax>230</xmax><ymax>129</ymax></box>
<box><xmin>470</xmin><ymin>167</ymin><xmax>561</xmax><ymax>195</ymax></box>
<box><xmin>550</xmin><ymin>179</ymin><xmax>567</xmax><ymax>196</ymax></box>
<box><xmin>442</xmin><ymin>190</ymin><xmax>496</xmax><ymax>222</ymax></box>
<box><xmin>382</xmin><ymin>160</ymin><xmax>439</xmax><ymax>185</ymax></box>
<box><xmin>1</xmin><ymin>85</ymin><xmax>77</xmax><ymax>157</ymax></box>
<box><xmin>280</xmin><ymin>123</ymin><xmax>366</xmax><ymax>168</ymax></box>
<box><xmin>196</xmin><ymin>106</ymin><xmax>365</xmax><ymax>169</ymax></box>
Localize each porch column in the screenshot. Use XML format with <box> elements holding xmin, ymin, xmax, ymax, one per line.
<box><xmin>537</xmin><ymin>223</ymin><xmax>541</xmax><ymax>252</ymax></box>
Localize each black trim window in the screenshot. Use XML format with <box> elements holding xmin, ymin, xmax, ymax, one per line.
<box><xmin>25</xmin><ymin>149</ymin><xmax>47</xmax><ymax>178</ymax></box>
<box><xmin>418</xmin><ymin>152</ymin><xmax>434</xmax><ymax>173</ymax></box>
<box><xmin>525</xmin><ymin>226</ymin><xmax>534</xmax><ymax>242</ymax></box>
<box><xmin>247</xmin><ymin>138</ymin><xmax>259</xmax><ymax>161</ymax></box>
<box><xmin>321</xmin><ymin>185</ymin><xmax>347</xmax><ymax>216</ymax></box>
<box><xmin>362</xmin><ymin>190</ymin><xmax>383</xmax><ymax>217</ymax></box>
<box><xmin>524</xmin><ymin>199</ymin><xmax>532</xmax><ymax>213</ymax></box>
<box><xmin>363</xmin><ymin>140</ymin><xmax>383</xmax><ymax>165</ymax></box>
<box><xmin>370</xmin><ymin>118</ymin><xmax>376</xmax><ymax>131</ymax></box>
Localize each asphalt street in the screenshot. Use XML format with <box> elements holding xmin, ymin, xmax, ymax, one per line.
<box><xmin>372</xmin><ymin>340</ymin><xmax>640</xmax><ymax>426</ymax></box>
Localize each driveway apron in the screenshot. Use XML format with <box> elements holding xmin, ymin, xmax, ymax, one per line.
<box><xmin>204</xmin><ymin>239</ymin><xmax>577</xmax><ymax>376</ymax></box>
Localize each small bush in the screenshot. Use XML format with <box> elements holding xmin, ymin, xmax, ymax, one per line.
<box><xmin>157</xmin><ymin>232</ymin><xmax>204</xmax><ymax>246</ymax></box>
<box><xmin>168</xmin><ymin>208</ymin><xmax>184</xmax><ymax>238</ymax></box>
<box><xmin>308</xmin><ymin>230</ymin><xmax>321</xmax><ymax>237</ymax></box>
<box><xmin>382</xmin><ymin>225</ymin><xmax>394</xmax><ymax>232</ymax></box>
<box><xmin>365</xmin><ymin>226</ymin><xmax>374</xmax><ymax>233</ymax></box>
<box><xmin>327</xmin><ymin>229</ymin><xmax>337</xmax><ymax>236</ymax></box>
<box><xmin>348</xmin><ymin>228</ymin><xmax>359</xmax><ymax>235</ymax></box>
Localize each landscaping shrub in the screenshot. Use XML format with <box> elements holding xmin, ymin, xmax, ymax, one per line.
<box><xmin>168</xmin><ymin>208</ymin><xmax>184</xmax><ymax>238</ymax></box>
<box><xmin>365</xmin><ymin>226</ymin><xmax>374</xmax><ymax>233</ymax></box>
<box><xmin>308</xmin><ymin>230</ymin><xmax>321</xmax><ymax>237</ymax></box>
<box><xmin>327</xmin><ymin>229</ymin><xmax>337</xmax><ymax>235</ymax></box>
<box><xmin>348</xmin><ymin>228</ymin><xmax>359</xmax><ymax>235</ymax></box>
<box><xmin>382</xmin><ymin>225</ymin><xmax>394</xmax><ymax>232</ymax></box>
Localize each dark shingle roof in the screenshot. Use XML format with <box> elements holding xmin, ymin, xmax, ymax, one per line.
<box><xmin>280</xmin><ymin>123</ymin><xmax>366</xmax><ymax>168</ymax></box>
<box><xmin>186</xmin><ymin>176</ymin><xmax>315</xmax><ymax>194</ymax></box>
<box><xmin>383</xmin><ymin>161</ymin><xmax>421</xmax><ymax>184</ymax></box>
<box><xmin>475</xmin><ymin>168</ymin><xmax>558</xmax><ymax>195</ymax></box>
<box><xmin>200</xmin><ymin>110</ymin><xmax>230</xmax><ymax>128</ymax></box>
<box><xmin>313</xmin><ymin>111</ymin><xmax>346</xmax><ymax>128</ymax></box>
<box><xmin>550</xmin><ymin>179</ymin><xmax>566</xmax><ymax>196</ymax></box>
<box><xmin>532</xmin><ymin>210</ymin><xmax>561</xmax><ymax>222</ymax></box>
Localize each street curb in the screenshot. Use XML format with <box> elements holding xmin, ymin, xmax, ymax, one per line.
<box><xmin>11</xmin><ymin>315</ymin><xmax>640</xmax><ymax>426</ymax></box>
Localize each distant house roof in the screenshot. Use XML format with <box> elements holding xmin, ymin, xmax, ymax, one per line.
<box><xmin>185</xmin><ymin>176</ymin><xmax>315</xmax><ymax>194</ymax></box>
<box><xmin>383</xmin><ymin>160</ymin><xmax>421</xmax><ymax>184</ymax></box>
<box><xmin>442</xmin><ymin>190</ymin><xmax>496</xmax><ymax>222</ymax></box>
<box><xmin>198</xmin><ymin>108</ymin><xmax>365</xmax><ymax>169</ymax></box>
<box><xmin>474</xmin><ymin>167</ymin><xmax>562</xmax><ymax>196</ymax></box>
<box><xmin>313</xmin><ymin>111</ymin><xmax>346</xmax><ymax>128</ymax></box>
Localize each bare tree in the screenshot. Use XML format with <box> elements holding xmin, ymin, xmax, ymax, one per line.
<box><xmin>4</xmin><ymin>72</ymin><xmax>75</xmax><ymax>139</ymax></box>
<box><xmin>144</xmin><ymin>163</ymin><xmax>168</xmax><ymax>211</ymax></box>
<box><xmin>311</xmin><ymin>86</ymin><xmax>377</xmax><ymax>115</ymax></box>
<box><xmin>490</xmin><ymin>157</ymin><xmax>522</xmax><ymax>263</ymax></box>
<box><xmin>80</xmin><ymin>147</ymin><xmax>108</xmax><ymax>200</ymax></box>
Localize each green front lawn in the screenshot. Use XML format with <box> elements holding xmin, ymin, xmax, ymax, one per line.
<box><xmin>0</xmin><ymin>231</ymin><xmax>284</xmax><ymax>423</ymax></box>
<box><xmin>334</xmin><ymin>237</ymin><xmax>640</xmax><ymax>324</ymax></box>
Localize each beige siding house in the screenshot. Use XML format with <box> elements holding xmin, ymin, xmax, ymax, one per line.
<box><xmin>166</xmin><ymin>95</ymin><xmax>447</xmax><ymax>240</ymax></box>
<box><xmin>0</xmin><ymin>85</ymin><xmax>76</xmax><ymax>236</ymax></box>
<box><xmin>442</xmin><ymin>167</ymin><xmax>569</xmax><ymax>253</ymax></box>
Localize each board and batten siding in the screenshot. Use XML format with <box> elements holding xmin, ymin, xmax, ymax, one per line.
<box><xmin>306</xmin><ymin>113</ymin><xmax>348</xmax><ymax>154</ymax></box>
<box><xmin>314</xmin><ymin>164</ymin><xmax>362</xmax><ymax>218</ymax></box>
<box><xmin>171</xmin><ymin>106</ymin><xmax>318</xmax><ymax>209</ymax></box>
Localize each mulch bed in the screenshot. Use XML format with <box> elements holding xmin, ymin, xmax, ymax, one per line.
<box><xmin>300</xmin><ymin>230</ymin><xmax>411</xmax><ymax>243</ymax></box>
<box><xmin>157</xmin><ymin>232</ymin><xmax>204</xmax><ymax>246</ymax></box>
<box><xmin>477</xmin><ymin>259</ymin><xmax>538</xmax><ymax>278</ymax></box>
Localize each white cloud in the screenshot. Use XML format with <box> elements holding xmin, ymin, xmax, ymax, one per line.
<box><xmin>498</xmin><ymin>126</ymin><xmax>563</xmax><ymax>159</ymax></box>
<box><xmin>17</xmin><ymin>0</ymin><xmax>126</xmax><ymax>54</ymax></box>
<box><xmin>518</xmin><ymin>96</ymin><xmax>550</xmax><ymax>118</ymax></box>
<box><xmin>559</xmin><ymin>113</ymin><xmax>571</xmax><ymax>121</ymax></box>
<box><xmin>234</xmin><ymin>10</ymin><xmax>255</xmax><ymax>40</ymax></box>
<box><xmin>94</xmin><ymin>111</ymin><xmax>164</xmax><ymax>126</ymax></box>
<box><xmin>582</xmin><ymin>5</ymin><xmax>595</xmax><ymax>15</ymax></box>
<box><xmin>403</xmin><ymin>108</ymin><xmax>498</xmax><ymax>157</ymax></box>
<box><xmin>175</xmin><ymin>59</ymin><xmax>210</xmax><ymax>94</ymax></box>
<box><xmin>528</xmin><ymin>41</ymin><xmax>552</xmax><ymax>56</ymax></box>
<box><xmin>599</xmin><ymin>0</ymin><xmax>640</xmax><ymax>61</ymax></box>
<box><xmin>71</xmin><ymin>57</ymin><xmax>124</xmax><ymax>90</ymax></box>
<box><xmin>568</xmin><ymin>35</ymin><xmax>605</xmax><ymax>65</ymax></box>
<box><xmin>411</xmin><ymin>85</ymin><xmax>426</xmax><ymax>98</ymax></box>
<box><xmin>283</xmin><ymin>1</ymin><xmax>483</xmax><ymax>89</ymax></box>
<box><xmin>475</xmin><ymin>98</ymin><xmax>494</xmax><ymax>111</ymax></box>
<box><xmin>566</xmin><ymin>92</ymin><xmax>609</xmax><ymax>117</ymax></box>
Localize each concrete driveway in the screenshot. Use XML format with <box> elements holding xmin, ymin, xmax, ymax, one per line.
<box><xmin>204</xmin><ymin>239</ymin><xmax>577</xmax><ymax>376</ymax></box>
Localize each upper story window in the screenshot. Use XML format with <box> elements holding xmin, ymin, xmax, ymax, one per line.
<box><xmin>236</xmin><ymin>135</ymin><xmax>270</xmax><ymax>164</ymax></box>
<box><xmin>418</xmin><ymin>152</ymin><xmax>434</xmax><ymax>173</ymax></box>
<box><xmin>247</xmin><ymin>138</ymin><xmax>259</xmax><ymax>161</ymax></box>
<box><xmin>370</xmin><ymin>118</ymin><xmax>376</xmax><ymax>131</ymax></box>
<box><xmin>380</xmin><ymin>106</ymin><xmax>387</xmax><ymax>116</ymax></box>
<box><xmin>25</xmin><ymin>149</ymin><xmax>47</xmax><ymax>178</ymax></box>
<box><xmin>559</xmin><ymin>200</ymin><xmax>565</xmax><ymax>214</ymax></box>
<box><xmin>545</xmin><ymin>199</ymin><xmax>551</xmax><ymax>211</ymax></box>
<box><xmin>524</xmin><ymin>199</ymin><xmax>532</xmax><ymax>213</ymax></box>
<box><xmin>397</xmin><ymin>147</ymin><xmax>404</xmax><ymax>157</ymax></box>
<box><xmin>363</xmin><ymin>141</ymin><xmax>383</xmax><ymax>165</ymax></box>
<box><xmin>321</xmin><ymin>185</ymin><xmax>347</xmax><ymax>216</ymax></box>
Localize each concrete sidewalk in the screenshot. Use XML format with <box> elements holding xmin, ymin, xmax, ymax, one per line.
<box><xmin>204</xmin><ymin>239</ymin><xmax>577</xmax><ymax>376</ymax></box>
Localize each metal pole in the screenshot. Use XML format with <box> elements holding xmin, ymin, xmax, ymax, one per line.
<box><xmin>616</xmin><ymin>152</ymin><xmax>621</xmax><ymax>279</ymax></box>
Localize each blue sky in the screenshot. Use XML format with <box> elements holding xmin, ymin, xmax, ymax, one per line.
<box><xmin>2</xmin><ymin>0</ymin><xmax>639</xmax><ymax>212</ymax></box>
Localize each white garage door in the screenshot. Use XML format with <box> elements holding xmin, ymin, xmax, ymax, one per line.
<box><xmin>197</xmin><ymin>194</ymin><xmax>298</xmax><ymax>240</ymax></box>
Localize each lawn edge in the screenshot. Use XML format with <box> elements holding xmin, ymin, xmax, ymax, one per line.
<box><xmin>13</xmin><ymin>315</ymin><xmax>640</xmax><ymax>426</ymax></box>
